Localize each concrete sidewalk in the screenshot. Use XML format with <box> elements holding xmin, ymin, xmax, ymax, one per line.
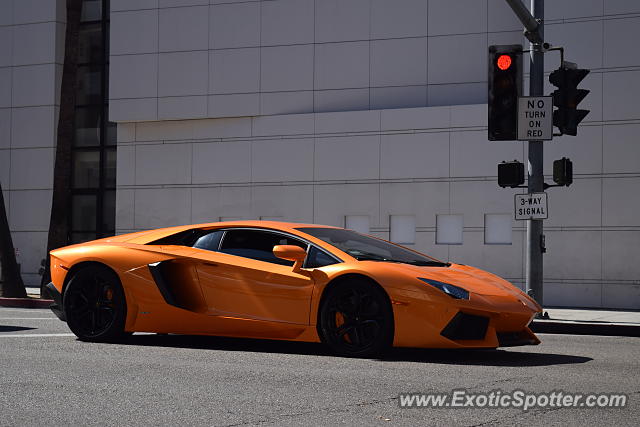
<box><xmin>531</xmin><ymin>307</ymin><xmax>640</xmax><ymax>337</ymax></box>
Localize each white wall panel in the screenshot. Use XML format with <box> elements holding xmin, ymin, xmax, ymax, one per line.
<box><xmin>602</xmin><ymin>177</ymin><xmax>640</xmax><ymax>227</ymax></box>
<box><xmin>390</xmin><ymin>215</ymin><xmax>416</xmax><ymax>244</ymax></box>
<box><xmin>314</xmin><ymin>183</ymin><xmax>380</xmax><ymax>227</ymax></box>
<box><xmin>381</xmin><ymin>182</ymin><xmax>449</xmax><ymax>228</ymax></box>
<box><xmin>192</xmin><ymin>186</ymin><xmax>251</xmax><ymax>223</ymax></box>
<box><xmin>602</xmin><ymin>231</ymin><xmax>640</xmax><ymax>281</ymax></box>
<box><xmin>603</xmin><ymin>124</ymin><xmax>640</xmax><ymax>174</ymax></box>
<box><xmin>603</xmin><ymin>70</ymin><xmax>640</xmax><ymax>121</ymax></box>
<box><xmin>314</xmin><ymin>89</ymin><xmax>369</xmax><ymax>113</ymax></box>
<box><xmin>110</xmin><ymin>9</ymin><xmax>158</xmax><ymax>55</ymax></box>
<box><xmin>134</xmin><ymin>188</ymin><xmax>191</xmax><ymax>229</ymax></box>
<box><xmin>345</xmin><ymin>215</ymin><xmax>370</xmax><ymax>234</ymax></box>
<box><xmin>260</xmin><ymin>91</ymin><xmax>314</xmax><ymax>116</ymax></box>
<box><xmin>11</xmin><ymin>64</ymin><xmax>57</xmax><ymax>107</ymax></box>
<box><xmin>428</xmin><ymin>0</ymin><xmax>487</xmax><ymax>35</ymax></box>
<box><xmin>260</xmin><ymin>45</ymin><xmax>314</xmax><ymax>92</ymax></box>
<box><xmin>450</xmin><ymin>130</ymin><xmax>522</xmax><ymax>177</ymax></box>
<box><xmin>371</xmin><ymin>38</ymin><xmax>427</xmax><ymax>87</ymax></box>
<box><xmin>9</xmin><ymin>148</ymin><xmax>54</xmax><ymax>190</ymax></box>
<box><xmin>192</xmin><ymin>141</ymin><xmax>251</xmax><ymax>184</ymax></box>
<box><xmin>428</xmin><ymin>34</ymin><xmax>487</xmax><ymax>84</ymax></box>
<box><xmin>314</xmin><ymin>42</ymin><xmax>369</xmax><ymax>90</ymax></box>
<box><xmin>252</xmin><ymin>139</ymin><xmax>314</xmax><ymax>183</ymax></box>
<box><xmin>380</xmin><ymin>131</ymin><xmax>448</xmax><ymax>179</ymax></box>
<box><xmin>371</xmin><ymin>86</ymin><xmax>427</xmax><ymax>110</ymax></box>
<box><xmin>110</xmin><ymin>54</ymin><xmax>158</xmax><ymax>99</ymax></box>
<box><xmin>450</xmin><ymin>181</ymin><xmax>512</xmax><ymax>228</ymax></box>
<box><xmin>12</xmin><ymin>22</ymin><xmax>57</xmax><ymax>66</ymax></box>
<box><xmin>210</xmin><ymin>48</ymin><xmax>260</xmax><ymax>94</ymax></box>
<box><xmin>371</xmin><ymin>0</ymin><xmax>427</xmax><ymax>38</ymax></box>
<box><xmin>208</xmin><ymin>93</ymin><xmax>260</xmax><ymax>118</ymax></box>
<box><xmin>436</xmin><ymin>214</ymin><xmax>463</xmax><ymax>245</ymax></box>
<box><xmin>314</xmin><ymin>0</ymin><xmax>370</xmax><ymax>43</ymax></box>
<box><xmin>9</xmin><ymin>190</ymin><xmax>52</xmax><ymax>231</ymax></box>
<box><xmin>10</xmin><ymin>106</ymin><xmax>56</xmax><ymax>148</ymax></box>
<box><xmin>158</xmin><ymin>51</ymin><xmax>208</xmax><ymax>97</ymax></box>
<box><xmin>159</xmin><ymin>5</ymin><xmax>208</xmax><ymax>52</ymax></box>
<box><xmin>0</xmin><ymin>109</ymin><xmax>10</xmax><ymax>149</ymax></box>
<box><xmin>210</xmin><ymin>2</ymin><xmax>260</xmax><ymax>49</ymax></box>
<box><xmin>158</xmin><ymin>95</ymin><xmax>207</xmax><ymax>120</ymax></box>
<box><xmin>314</xmin><ymin>135</ymin><xmax>380</xmax><ymax>181</ymax></box>
<box><xmin>545</xmin><ymin>231</ymin><xmax>602</xmax><ymax>280</ymax></box>
<box><xmin>135</xmin><ymin>143</ymin><xmax>192</xmax><ymax>185</ymax></box>
<box><xmin>261</xmin><ymin>0</ymin><xmax>314</xmax><ymax>46</ymax></box>
<box><xmin>251</xmin><ymin>185</ymin><xmax>313</xmax><ymax>223</ymax></box>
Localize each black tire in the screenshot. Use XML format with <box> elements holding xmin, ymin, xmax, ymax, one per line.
<box><xmin>318</xmin><ymin>279</ymin><xmax>394</xmax><ymax>357</ymax></box>
<box><xmin>63</xmin><ymin>265</ymin><xmax>127</xmax><ymax>342</ymax></box>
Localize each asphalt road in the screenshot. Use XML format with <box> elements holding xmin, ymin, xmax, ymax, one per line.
<box><xmin>0</xmin><ymin>306</ymin><xmax>637</xmax><ymax>426</ymax></box>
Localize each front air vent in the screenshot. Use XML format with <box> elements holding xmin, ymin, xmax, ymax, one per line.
<box><xmin>440</xmin><ymin>312</ymin><xmax>489</xmax><ymax>341</ymax></box>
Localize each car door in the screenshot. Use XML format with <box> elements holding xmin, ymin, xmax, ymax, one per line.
<box><xmin>193</xmin><ymin>228</ymin><xmax>315</xmax><ymax>324</ymax></box>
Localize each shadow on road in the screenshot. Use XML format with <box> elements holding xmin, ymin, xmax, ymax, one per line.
<box><xmin>0</xmin><ymin>325</ymin><xmax>37</xmax><ymax>333</ymax></box>
<box><xmin>115</xmin><ymin>334</ymin><xmax>592</xmax><ymax>367</ymax></box>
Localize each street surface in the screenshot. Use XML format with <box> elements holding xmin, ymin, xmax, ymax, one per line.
<box><xmin>0</xmin><ymin>306</ymin><xmax>637</xmax><ymax>426</ymax></box>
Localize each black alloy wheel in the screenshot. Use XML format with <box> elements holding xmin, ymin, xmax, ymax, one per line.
<box><xmin>63</xmin><ymin>265</ymin><xmax>127</xmax><ymax>342</ymax></box>
<box><xmin>319</xmin><ymin>279</ymin><xmax>394</xmax><ymax>357</ymax></box>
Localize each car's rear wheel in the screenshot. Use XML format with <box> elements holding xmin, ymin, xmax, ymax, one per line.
<box><xmin>319</xmin><ymin>279</ymin><xmax>394</xmax><ymax>357</ymax></box>
<box><xmin>63</xmin><ymin>265</ymin><xmax>127</xmax><ymax>342</ymax></box>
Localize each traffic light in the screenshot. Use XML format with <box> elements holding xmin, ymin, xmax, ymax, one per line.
<box><xmin>498</xmin><ymin>160</ymin><xmax>525</xmax><ymax>188</ymax></box>
<box><xmin>553</xmin><ymin>157</ymin><xmax>573</xmax><ymax>186</ymax></box>
<box><xmin>488</xmin><ymin>45</ymin><xmax>523</xmax><ymax>141</ymax></box>
<box><xmin>549</xmin><ymin>65</ymin><xmax>590</xmax><ymax>136</ymax></box>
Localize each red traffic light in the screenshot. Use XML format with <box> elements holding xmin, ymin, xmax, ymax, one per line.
<box><xmin>497</xmin><ymin>54</ymin><xmax>512</xmax><ymax>70</ymax></box>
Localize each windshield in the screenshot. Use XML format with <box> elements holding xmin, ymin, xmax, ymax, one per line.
<box><xmin>296</xmin><ymin>227</ymin><xmax>449</xmax><ymax>267</ymax></box>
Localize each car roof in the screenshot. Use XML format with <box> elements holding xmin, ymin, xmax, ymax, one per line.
<box><xmin>118</xmin><ymin>221</ymin><xmax>342</xmax><ymax>245</ymax></box>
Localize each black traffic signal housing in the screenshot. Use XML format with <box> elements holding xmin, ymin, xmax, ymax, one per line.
<box><xmin>549</xmin><ymin>65</ymin><xmax>590</xmax><ymax>136</ymax></box>
<box><xmin>553</xmin><ymin>157</ymin><xmax>573</xmax><ymax>186</ymax></box>
<box><xmin>498</xmin><ymin>160</ymin><xmax>525</xmax><ymax>188</ymax></box>
<box><xmin>488</xmin><ymin>45</ymin><xmax>523</xmax><ymax>141</ymax></box>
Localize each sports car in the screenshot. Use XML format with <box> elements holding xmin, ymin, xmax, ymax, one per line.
<box><xmin>46</xmin><ymin>221</ymin><xmax>541</xmax><ymax>356</ymax></box>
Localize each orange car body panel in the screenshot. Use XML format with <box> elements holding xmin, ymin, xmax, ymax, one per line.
<box><xmin>50</xmin><ymin>221</ymin><xmax>541</xmax><ymax>348</ymax></box>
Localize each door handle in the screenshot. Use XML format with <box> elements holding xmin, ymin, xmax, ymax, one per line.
<box><xmin>203</xmin><ymin>262</ymin><xmax>218</xmax><ymax>267</ymax></box>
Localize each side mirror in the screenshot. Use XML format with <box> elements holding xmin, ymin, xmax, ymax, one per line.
<box><xmin>273</xmin><ymin>245</ymin><xmax>307</xmax><ymax>273</ymax></box>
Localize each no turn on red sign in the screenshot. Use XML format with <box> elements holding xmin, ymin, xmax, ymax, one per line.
<box><xmin>518</xmin><ymin>96</ymin><xmax>553</xmax><ymax>141</ymax></box>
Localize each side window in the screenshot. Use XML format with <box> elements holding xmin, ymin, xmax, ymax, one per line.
<box><xmin>219</xmin><ymin>230</ymin><xmax>307</xmax><ymax>266</ymax></box>
<box><xmin>305</xmin><ymin>246</ymin><xmax>339</xmax><ymax>269</ymax></box>
<box><xmin>193</xmin><ymin>230</ymin><xmax>224</xmax><ymax>252</ymax></box>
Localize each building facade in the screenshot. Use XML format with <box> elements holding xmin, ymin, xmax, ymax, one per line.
<box><xmin>1</xmin><ymin>0</ymin><xmax>639</xmax><ymax>309</ymax></box>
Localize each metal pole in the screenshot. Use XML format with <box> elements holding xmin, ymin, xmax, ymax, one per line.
<box><xmin>526</xmin><ymin>0</ymin><xmax>544</xmax><ymax>306</ymax></box>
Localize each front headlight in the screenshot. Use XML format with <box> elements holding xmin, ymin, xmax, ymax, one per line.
<box><xmin>419</xmin><ymin>278</ymin><xmax>470</xmax><ymax>300</ymax></box>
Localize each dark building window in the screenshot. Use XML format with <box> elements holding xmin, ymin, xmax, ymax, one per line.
<box><xmin>70</xmin><ymin>0</ymin><xmax>115</xmax><ymax>244</ymax></box>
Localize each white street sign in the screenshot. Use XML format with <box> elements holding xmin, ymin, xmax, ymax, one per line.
<box><xmin>515</xmin><ymin>193</ymin><xmax>548</xmax><ymax>220</ymax></box>
<box><xmin>518</xmin><ymin>96</ymin><xmax>553</xmax><ymax>141</ymax></box>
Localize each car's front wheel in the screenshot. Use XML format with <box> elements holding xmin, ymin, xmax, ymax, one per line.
<box><xmin>318</xmin><ymin>279</ymin><xmax>394</xmax><ymax>357</ymax></box>
<box><xmin>63</xmin><ymin>265</ymin><xmax>127</xmax><ymax>342</ymax></box>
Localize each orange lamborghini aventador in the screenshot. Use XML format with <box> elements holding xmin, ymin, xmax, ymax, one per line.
<box><xmin>46</xmin><ymin>221</ymin><xmax>541</xmax><ymax>356</ymax></box>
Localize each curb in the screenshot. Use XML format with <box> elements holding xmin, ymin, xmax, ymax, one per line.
<box><xmin>531</xmin><ymin>320</ymin><xmax>640</xmax><ymax>337</ymax></box>
<box><xmin>0</xmin><ymin>297</ymin><xmax>53</xmax><ymax>309</ymax></box>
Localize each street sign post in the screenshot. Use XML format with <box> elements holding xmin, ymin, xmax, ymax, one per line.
<box><xmin>515</xmin><ymin>193</ymin><xmax>548</xmax><ymax>220</ymax></box>
<box><xmin>518</xmin><ymin>96</ymin><xmax>552</xmax><ymax>140</ymax></box>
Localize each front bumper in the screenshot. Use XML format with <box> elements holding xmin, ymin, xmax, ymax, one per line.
<box><xmin>45</xmin><ymin>282</ymin><xmax>65</xmax><ymax>321</ymax></box>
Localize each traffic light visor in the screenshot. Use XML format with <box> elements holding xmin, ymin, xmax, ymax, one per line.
<box><xmin>497</xmin><ymin>54</ymin><xmax>512</xmax><ymax>70</ymax></box>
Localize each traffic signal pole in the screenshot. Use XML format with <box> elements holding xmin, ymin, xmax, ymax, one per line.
<box><xmin>504</xmin><ymin>0</ymin><xmax>545</xmax><ymax>306</ymax></box>
<box><xmin>527</xmin><ymin>0</ymin><xmax>545</xmax><ymax>307</ymax></box>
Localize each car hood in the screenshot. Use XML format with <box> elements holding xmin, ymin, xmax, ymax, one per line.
<box><xmin>377</xmin><ymin>262</ymin><xmax>522</xmax><ymax>297</ymax></box>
